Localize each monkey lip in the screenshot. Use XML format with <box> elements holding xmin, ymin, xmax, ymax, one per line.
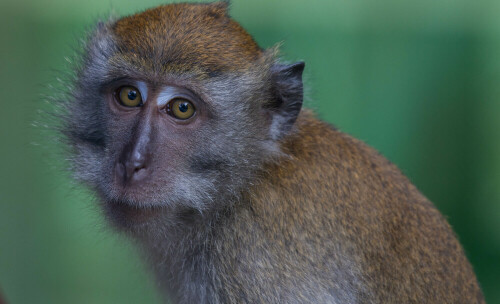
<box><xmin>104</xmin><ymin>199</ymin><xmax>165</xmax><ymax>229</ymax></box>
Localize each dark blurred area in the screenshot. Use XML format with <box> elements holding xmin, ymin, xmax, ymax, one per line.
<box><xmin>0</xmin><ymin>0</ymin><xmax>498</xmax><ymax>303</ymax></box>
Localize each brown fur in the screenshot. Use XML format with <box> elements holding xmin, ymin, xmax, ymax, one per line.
<box><xmin>212</xmin><ymin>111</ymin><xmax>484</xmax><ymax>303</ymax></box>
<box><xmin>113</xmin><ymin>2</ymin><xmax>262</xmax><ymax>76</ymax></box>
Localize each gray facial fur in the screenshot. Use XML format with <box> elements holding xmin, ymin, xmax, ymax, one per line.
<box><xmin>63</xmin><ymin>21</ymin><xmax>303</xmax><ymax>216</ymax></box>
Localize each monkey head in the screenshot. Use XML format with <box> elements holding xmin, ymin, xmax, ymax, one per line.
<box><xmin>62</xmin><ymin>2</ymin><xmax>304</xmax><ymax>230</ymax></box>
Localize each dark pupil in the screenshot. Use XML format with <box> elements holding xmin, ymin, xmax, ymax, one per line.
<box><xmin>178</xmin><ymin>102</ymin><xmax>189</xmax><ymax>113</ymax></box>
<box><xmin>127</xmin><ymin>90</ymin><xmax>137</xmax><ymax>100</ymax></box>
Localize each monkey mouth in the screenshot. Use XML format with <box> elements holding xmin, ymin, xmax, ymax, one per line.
<box><xmin>103</xmin><ymin>199</ymin><xmax>165</xmax><ymax>229</ymax></box>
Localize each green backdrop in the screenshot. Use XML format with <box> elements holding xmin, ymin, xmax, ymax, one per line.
<box><xmin>0</xmin><ymin>0</ymin><xmax>499</xmax><ymax>303</ymax></box>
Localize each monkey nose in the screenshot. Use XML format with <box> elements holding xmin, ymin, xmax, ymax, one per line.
<box><xmin>128</xmin><ymin>160</ymin><xmax>148</xmax><ymax>181</ymax></box>
<box><xmin>116</xmin><ymin>152</ymin><xmax>148</xmax><ymax>184</ymax></box>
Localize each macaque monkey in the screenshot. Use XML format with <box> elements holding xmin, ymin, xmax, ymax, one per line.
<box><xmin>60</xmin><ymin>2</ymin><xmax>484</xmax><ymax>303</ymax></box>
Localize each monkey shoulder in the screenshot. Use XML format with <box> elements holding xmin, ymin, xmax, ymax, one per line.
<box><xmin>232</xmin><ymin>110</ymin><xmax>483</xmax><ymax>303</ymax></box>
<box><xmin>260</xmin><ymin>110</ymin><xmax>421</xmax><ymax>211</ymax></box>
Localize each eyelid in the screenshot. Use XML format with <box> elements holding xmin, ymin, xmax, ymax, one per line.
<box><xmin>105</xmin><ymin>79</ymin><xmax>148</xmax><ymax>102</ymax></box>
<box><xmin>156</xmin><ymin>87</ymin><xmax>193</xmax><ymax>108</ymax></box>
<box><xmin>135</xmin><ymin>81</ymin><xmax>148</xmax><ymax>102</ymax></box>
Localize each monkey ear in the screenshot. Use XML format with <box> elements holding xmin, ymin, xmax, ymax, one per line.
<box><xmin>267</xmin><ymin>61</ymin><xmax>305</xmax><ymax>140</ymax></box>
<box><xmin>212</xmin><ymin>0</ymin><xmax>230</xmax><ymax>8</ymax></box>
<box><xmin>207</xmin><ymin>1</ymin><xmax>230</xmax><ymax>16</ymax></box>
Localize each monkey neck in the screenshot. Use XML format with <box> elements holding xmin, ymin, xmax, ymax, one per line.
<box><xmin>132</xmin><ymin>206</ymin><xmax>229</xmax><ymax>302</ymax></box>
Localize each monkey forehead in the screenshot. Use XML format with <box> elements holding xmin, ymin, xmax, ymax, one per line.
<box><xmin>112</xmin><ymin>2</ymin><xmax>262</xmax><ymax>75</ymax></box>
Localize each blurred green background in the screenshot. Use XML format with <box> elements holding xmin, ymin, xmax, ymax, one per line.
<box><xmin>0</xmin><ymin>0</ymin><xmax>499</xmax><ymax>303</ymax></box>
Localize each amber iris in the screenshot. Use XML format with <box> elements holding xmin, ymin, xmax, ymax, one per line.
<box><xmin>117</xmin><ymin>86</ymin><xmax>142</xmax><ymax>107</ymax></box>
<box><xmin>168</xmin><ymin>99</ymin><xmax>195</xmax><ymax>120</ymax></box>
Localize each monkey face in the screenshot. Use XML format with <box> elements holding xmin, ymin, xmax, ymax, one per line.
<box><xmin>69</xmin><ymin>74</ymin><xmax>273</xmax><ymax>229</ymax></box>
<box><xmin>105</xmin><ymin>82</ymin><xmax>212</xmax><ymax>204</ymax></box>
<box><xmin>62</xmin><ymin>3</ymin><xmax>304</xmax><ymax>230</ymax></box>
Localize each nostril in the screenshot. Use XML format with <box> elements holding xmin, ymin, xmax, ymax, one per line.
<box><xmin>132</xmin><ymin>165</ymin><xmax>148</xmax><ymax>181</ymax></box>
<box><xmin>134</xmin><ymin>165</ymin><xmax>146</xmax><ymax>173</ymax></box>
<box><xmin>118</xmin><ymin>159</ymin><xmax>148</xmax><ymax>183</ymax></box>
<box><xmin>118</xmin><ymin>144</ymin><xmax>150</xmax><ymax>183</ymax></box>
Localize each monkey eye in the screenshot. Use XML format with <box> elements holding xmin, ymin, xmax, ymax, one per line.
<box><xmin>166</xmin><ymin>98</ymin><xmax>196</xmax><ymax>120</ymax></box>
<box><xmin>115</xmin><ymin>86</ymin><xmax>143</xmax><ymax>107</ymax></box>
